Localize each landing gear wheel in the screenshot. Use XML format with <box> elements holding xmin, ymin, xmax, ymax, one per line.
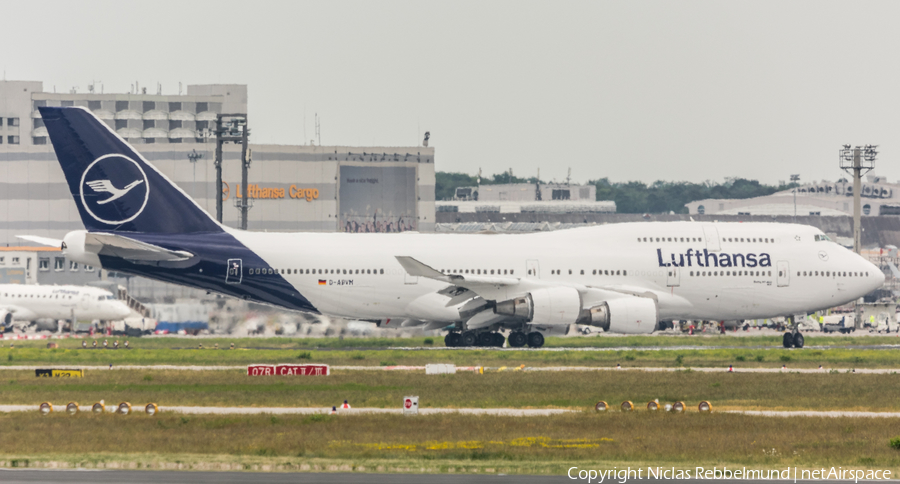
<box><xmin>461</xmin><ymin>331</ymin><xmax>478</xmax><ymax>347</ymax></box>
<box><xmin>792</xmin><ymin>332</ymin><xmax>804</xmax><ymax>349</ymax></box>
<box><xmin>508</xmin><ymin>331</ymin><xmax>527</xmax><ymax>348</ymax></box>
<box><xmin>445</xmin><ymin>332</ymin><xmax>461</xmax><ymax>347</ymax></box>
<box><xmin>782</xmin><ymin>332</ymin><xmax>794</xmax><ymax>348</ymax></box>
<box><xmin>492</xmin><ymin>333</ymin><xmax>505</xmax><ymax>347</ymax></box>
<box><xmin>477</xmin><ymin>332</ymin><xmax>494</xmax><ymax>347</ymax></box>
<box><xmin>527</xmin><ymin>331</ymin><xmax>545</xmax><ymax>348</ymax></box>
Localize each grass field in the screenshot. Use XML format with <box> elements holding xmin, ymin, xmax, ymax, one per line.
<box><xmin>1</xmin><ymin>412</ymin><xmax>899</xmax><ymax>473</ymax></box>
<box><xmin>3</xmin><ymin>369</ymin><xmax>900</xmax><ymax>411</ymax></box>
<box><xmin>3</xmin><ymin>344</ymin><xmax>900</xmax><ymax>368</ymax></box>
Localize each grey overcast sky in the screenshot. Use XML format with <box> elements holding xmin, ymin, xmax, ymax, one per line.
<box><xmin>5</xmin><ymin>0</ymin><xmax>900</xmax><ymax>185</ymax></box>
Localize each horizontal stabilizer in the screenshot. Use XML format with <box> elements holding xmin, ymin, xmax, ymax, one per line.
<box><xmin>86</xmin><ymin>232</ymin><xmax>193</xmax><ymax>262</ymax></box>
<box><xmin>16</xmin><ymin>235</ymin><xmax>63</xmax><ymax>248</ymax></box>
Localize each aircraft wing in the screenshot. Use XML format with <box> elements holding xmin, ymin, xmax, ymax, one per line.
<box><xmin>395</xmin><ymin>256</ymin><xmax>530</xmax><ymax>301</ymax></box>
<box><xmin>85</xmin><ymin>232</ymin><xmax>194</xmax><ymax>262</ymax></box>
<box><xmin>16</xmin><ymin>235</ymin><xmax>63</xmax><ymax>248</ymax></box>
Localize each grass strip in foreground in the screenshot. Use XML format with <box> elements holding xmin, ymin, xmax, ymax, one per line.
<box><xmin>1</xmin><ymin>412</ymin><xmax>900</xmax><ymax>471</ymax></box>
<box><xmin>3</xmin><ymin>369</ymin><xmax>900</xmax><ymax>411</ymax></box>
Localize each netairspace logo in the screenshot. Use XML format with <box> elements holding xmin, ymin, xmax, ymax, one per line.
<box><xmin>567</xmin><ymin>466</ymin><xmax>893</xmax><ymax>483</ymax></box>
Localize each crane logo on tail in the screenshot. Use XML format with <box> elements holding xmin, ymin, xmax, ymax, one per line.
<box><xmin>79</xmin><ymin>154</ymin><xmax>149</xmax><ymax>225</ymax></box>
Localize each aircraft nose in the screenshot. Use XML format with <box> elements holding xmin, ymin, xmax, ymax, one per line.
<box><xmin>115</xmin><ymin>302</ymin><xmax>132</xmax><ymax>318</ymax></box>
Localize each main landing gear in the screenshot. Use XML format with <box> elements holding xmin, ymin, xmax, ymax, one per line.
<box><xmin>505</xmin><ymin>331</ymin><xmax>545</xmax><ymax>348</ymax></box>
<box><xmin>782</xmin><ymin>316</ymin><xmax>804</xmax><ymax>349</ymax></box>
<box><xmin>443</xmin><ymin>330</ymin><xmax>546</xmax><ymax>348</ymax></box>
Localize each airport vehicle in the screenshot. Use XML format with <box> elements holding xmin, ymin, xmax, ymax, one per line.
<box><xmin>23</xmin><ymin>107</ymin><xmax>885</xmax><ymax>348</ymax></box>
<box><xmin>0</xmin><ymin>283</ymin><xmax>132</xmax><ymax>332</ymax></box>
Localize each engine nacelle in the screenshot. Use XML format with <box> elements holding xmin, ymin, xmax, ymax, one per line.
<box><xmin>578</xmin><ymin>297</ymin><xmax>658</xmax><ymax>334</ymax></box>
<box><xmin>494</xmin><ymin>286</ymin><xmax>582</xmax><ymax>325</ymax></box>
<box><xmin>62</xmin><ymin>230</ymin><xmax>102</xmax><ymax>268</ymax></box>
<box><xmin>0</xmin><ymin>310</ymin><xmax>12</xmax><ymax>328</ymax></box>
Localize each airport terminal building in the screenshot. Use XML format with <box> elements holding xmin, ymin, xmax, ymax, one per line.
<box><xmin>685</xmin><ymin>176</ymin><xmax>900</xmax><ymax>217</ymax></box>
<box><xmin>0</xmin><ymin>80</ymin><xmax>436</xmax><ymax>249</ymax></box>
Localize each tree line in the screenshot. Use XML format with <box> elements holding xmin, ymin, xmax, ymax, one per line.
<box><xmin>435</xmin><ymin>172</ymin><xmax>798</xmax><ymax>214</ymax></box>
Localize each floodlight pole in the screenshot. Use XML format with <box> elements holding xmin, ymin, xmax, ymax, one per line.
<box><xmin>214</xmin><ymin>118</ymin><xmax>224</xmax><ymax>223</ymax></box>
<box><xmin>840</xmin><ymin>145</ymin><xmax>877</xmax><ymax>329</ymax></box>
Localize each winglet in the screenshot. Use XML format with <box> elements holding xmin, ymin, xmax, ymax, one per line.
<box><xmin>395</xmin><ymin>256</ymin><xmax>454</xmax><ymax>283</ymax></box>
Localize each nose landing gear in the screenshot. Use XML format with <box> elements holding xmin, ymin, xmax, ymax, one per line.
<box><xmin>782</xmin><ymin>316</ymin><xmax>804</xmax><ymax>348</ymax></box>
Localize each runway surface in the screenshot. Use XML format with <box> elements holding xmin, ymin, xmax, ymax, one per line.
<box><xmin>0</xmin><ymin>364</ymin><xmax>896</xmax><ymax>373</ymax></box>
<box><xmin>0</xmin><ymin>470</ymin><xmax>893</xmax><ymax>484</ymax></box>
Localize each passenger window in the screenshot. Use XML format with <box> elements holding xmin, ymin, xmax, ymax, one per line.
<box><xmin>580</xmin><ymin>270</ymin><xmax>584</xmax><ymax>275</ymax></box>
<box><xmin>380</xmin><ymin>269</ymin><xmax>384</xmax><ymax>274</ymax></box>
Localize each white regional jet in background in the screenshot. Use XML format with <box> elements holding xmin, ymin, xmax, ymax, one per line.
<box><xmin>22</xmin><ymin>107</ymin><xmax>885</xmax><ymax>349</ymax></box>
<box><xmin>0</xmin><ymin>284</ymin><xmax>131</xmax><ymax>332</ymax></box>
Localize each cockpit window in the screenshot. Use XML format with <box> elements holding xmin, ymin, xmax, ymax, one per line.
<box><xmin>814</xmin><ymin>234</ymin><xmax>831</xmax><ymax>242</ymax></box>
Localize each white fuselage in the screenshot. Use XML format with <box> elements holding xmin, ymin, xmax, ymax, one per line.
<box><xmin>0</xmin><ymin>284</ymin><xmax>132</xmax><ymax>323</ymax></box>
<box><xmin>225</xmin><ymin>221</ymin><xmax>884</xmax><ymax>324</ymax></box>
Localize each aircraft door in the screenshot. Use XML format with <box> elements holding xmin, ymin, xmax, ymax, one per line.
<box><xmin>703</xmin><ymin>226</ymin><xmax>721</xmax><ymax>252</ymax></box>
<box><xmin>79</xmin><ymin>293</ymin><xmax>91</xmax><ymax>310</ymax></box>
<box><xmin>526</xmin><ymin>260</ymin><xmax>540</xmax><ymax>278</ymax></box>
<box><xmin>226</xmin><ymin>259</ymin><xmax>243</xmax><ymax>284</ymax></box>
<box><xmin>777</xmin><ymin>260</ymin><xmax>790</xmax><ymax>287</ymax></box>
<box><xmin>667</xmin><ymin>266</ymin><xmax>681</xmax><ymax>287</ymax></box>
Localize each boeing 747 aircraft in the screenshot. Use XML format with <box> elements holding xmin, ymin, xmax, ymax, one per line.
<box><xmin>0</xmin><ymin>284</ymin><xmax>131</xmax><ymax>332</ymax></box>
<box><xmin>24</xmin><ymin>107</ymin><xmax>884</xmax><ymax>348</ymax></box>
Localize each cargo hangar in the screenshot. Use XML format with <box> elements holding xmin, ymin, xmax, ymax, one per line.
<box><xmin>0</xmin><ymin>80</ymin><xmax>434</xmax><ymax>298</ymax></box>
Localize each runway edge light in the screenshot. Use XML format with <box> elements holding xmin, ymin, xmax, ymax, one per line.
<box><xmin>66</xmin><ymin>402</ymin><xmax>79</xmax><ymax>415</ymax></box>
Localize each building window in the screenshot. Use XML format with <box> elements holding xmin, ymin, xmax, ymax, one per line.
<box><xmin>115</xmin><ymin>119</ymin><xmax>127</xmax><ymax>130</ymax></box>
<box><xmin>196</xmin><ymin>102</ymin><xmax>208</xmax><ymax>113</ymax></box>
<box><xmin>169</xmin><ymin>102</ymin><xmax>182</xmax><ymax>112</ymax></box>
<box><xmin>143</xmin><ymin>101</ymin><xmax>156</xmax><ymax>112</ymax></box>
<box><xmin>88</xmin><ymin>100</ymin><xmax>102</xmax><ymax>110</ymax></box>
<box><xmin>33</xmin><ymin>100</ymin><xmax>46</xmax><ymax>110</ymax></box>
<box><xmin>85</xmin><ymin>265</ymin><xmax>95</xmax><ymax>273</ymax></box>
<box><xmin>60</xmin><ymin>100</ymin><xmax>74</xmax><ymax>107</ymax></box>
<box><xmin>7</xmin><ymin>117</ymin><xmax>19</xmax><ymax>126</ymax></box>
<box><xmin>116</xmin><ymin>100</ymin><xmax>129</xmax><ymax>112</ymax></box>
<box><xmin>39</xmin><ymin>258</ymin><xmax>49</xmax><ymax>271</ymax></box>
<box><xmin>12</xmin><ymin>257</ymin><xmax>19</xmax><ymax>265</ymax></box>
<box><xmin>33</xmin><ymin>118</ymin><xmax>45</xmax><ymax>129</ymax></box>
<box><xmin>33</xmin><ymin>137</ymin><xmax>47</xmax><ymax>145</ymax></box>
<box><xmin>169</xmin><ymin>120</ymin><xmax>182</xmax><ymax>130</ymax></box>
<box><xmin>54</xmin><ymin>257</ymin><xmax>65</xmax><ymax>271</ymax></box>
<box><xmin>863</xmin><ymin>204</ymin><xmax>871</xmax><ymax>215</ymax></box>
<box><xmin>143</xmin><ymin>120</ymin><xmax>155</xmax><ymax>130</ymax></box>
<box><xmin>196</xmin><ymin>120</ymin><xmax>209</xmax><ymax>130</ymax></box>
<box><xmin>69</xmin><ymin>261</ymin><xmax>79</xmax><ymax>272</ymax></box>
<box><xmin>697</xmin><ymin>205</ymin><xmax>705</xmax><ymax>214</ymax></box>
<box><xmin>0</xmin><ymin>256</ymin><xmax>4</xmax><ymax>265</ymax></box>
<box><xmin>7</xmin><ymin>136</ymin><xmax>19</xmax><ymax>145</ymax></box>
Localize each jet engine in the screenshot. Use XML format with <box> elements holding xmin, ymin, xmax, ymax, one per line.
<box><xmin>494</xmin><ymin>286</ymin><xmax>582</xmax><ymax>325</ymax></box>
<box><xmin>62</xmin><ymin>230</ymin><xmax>101</xmax><ymax>268</ymax></box>
<box><xmin>0</xmin><ymin>310</ymin><xmax>12</xmax><ymax>332</ymax></box>
<box><xmin>577</xmin><ymin>297</ymin><xmax>658</xmax><ymax>334</ymax></box>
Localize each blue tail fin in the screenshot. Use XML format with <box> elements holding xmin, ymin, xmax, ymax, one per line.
<box><xmin>40</xmin><ymin>106</ymin><xmax>222</xmax><ymax>234</ymax></box>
